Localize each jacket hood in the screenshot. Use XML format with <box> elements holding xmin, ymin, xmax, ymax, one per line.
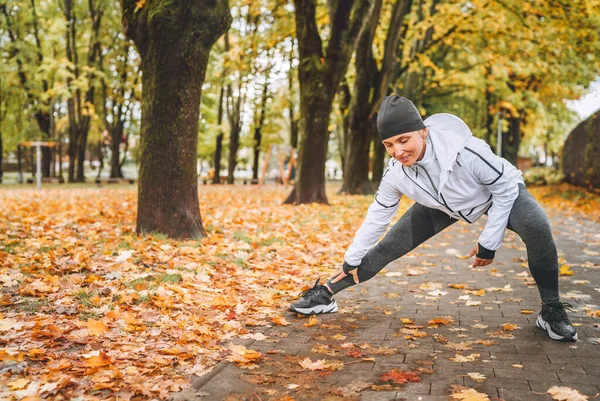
<box><xmin>424</xmin><ymin>113</ymin><xmax>473</xmax><ymax>170</ymax></box>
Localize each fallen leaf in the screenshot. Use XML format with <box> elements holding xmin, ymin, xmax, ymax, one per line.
<box><xmin>302</xmin><ymin>315</ymin><xmax>318</xmax><ymax>327</ymax></box>
<box><xmin>547</xmin><ymin>386</ymin><xmax>589</xmax><ymax>401</ymax></box>
<box><xmin>559</xmin><ymin>265</ymin><xmax>574</xmax><ymax>276</ymax></box>
<box><xmin>450</xmin><ymin>353</ymin><xmax>480</xmax><ymax>362</ymax></box>
<box><xmin>86</xmin><ymin>320</ymin><xmax>109</xmax><ymax>336</ymax></box>
<box><xmin>451</xmin><ymin>388</ymin><xmax>490</xmax><ymax>400</ymax></box>
<box><xmin>379</xmin><ymin>369</ymin><xmax>420</xmax><ymax>384</ymax></box>
<box><xmin>501</xmin><ymin>323</ymin><xmax>521</xmax><ymax>331</ymax></box>
<box><xmin>299</xmin><ymin>357</ymin><xmax>343</xmax><ymax>371</ymax></box>
<box><xmin>272</xmin><ymin>316</ymin><xmax>290</xmax><ymax>326</ymax></box>
<box><xmin>427</xmin><ymin>316</ymin><xmax>456</xmax><ymax>326</ymax></box>
<box><xmin>8</xmin><ymin>378</ymin><xmax>30</xmax><ymax>390</ymax></box>
<box><xmin>467</xmin><ymin>372</ymin><xmax>486</xmax><ymax>382</ymax></box>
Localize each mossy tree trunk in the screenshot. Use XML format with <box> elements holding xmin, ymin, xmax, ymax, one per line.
<box><xmin>284</xmin><ymin>0</ymin><xmax>373</xmax><ymax>205</ymax></box>
<box><xmin>122</xmin><ymin>0</ymin><xmax>231</xmax><ymax>238</ymax></box>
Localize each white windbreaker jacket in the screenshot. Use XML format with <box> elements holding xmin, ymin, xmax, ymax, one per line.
<box><xmin>344</xmin><ymin>113</ymin><xmax>524</xmax><ymax>267</ymax></box>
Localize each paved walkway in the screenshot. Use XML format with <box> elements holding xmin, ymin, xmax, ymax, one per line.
<box><xmin>176</xmin><ymin>207</ymin><xmax>600</xmax><ymax>401</ymax></box>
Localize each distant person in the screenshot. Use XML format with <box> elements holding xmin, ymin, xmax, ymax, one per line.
<box><xmin>290</xmin><ymin>96</ymin><xmax>577</xmax><ymax>342</ymax></box>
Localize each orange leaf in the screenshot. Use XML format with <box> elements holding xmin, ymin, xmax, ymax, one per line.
<box><xmin>501</xmin><ymin>323</ymin><xmax>520</xmax><ymax>331</ymax></box>
<box><xmin>86</xmin><ymin>320</ymin><xmax>108</xmax><ymax>336</ymax></box>
<box><xmin>84</xmin><ymin>351</ymin><xmax>112</xmax><ymax>368</ymax></box>
<box><xmin>379</xmin><ymin>369</ymin><xmax>421</xmax><ymax>384</ymax></box>
<box><xmin>272</xmin><ymin>316</ymin><xmax>290</xmax><ymax>326</ymax></box>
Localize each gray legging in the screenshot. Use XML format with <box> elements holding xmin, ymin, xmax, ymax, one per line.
<box><xmin>327</xmin><ymin>184</ymin><xmax>559</xmax><ymax>304</ymax></box>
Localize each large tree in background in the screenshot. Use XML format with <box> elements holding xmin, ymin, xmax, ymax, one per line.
<box><xmin>121</xmin><ymin>0</ymin><xmax>231</xmax><ymax>238</ymax></box>
<box><xmin>283</xmin><ymin>0</ymin><xmax>373</xmax><ymax>205</ymax></box>
<box><xmin>341</xmin><ymin>0</ymin><xmax>412</xmax><ymax>195</ymax></box>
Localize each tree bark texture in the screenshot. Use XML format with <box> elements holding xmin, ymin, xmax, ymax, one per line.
<box><xmin>122</xmin><ymin>0</ymin><xmax>231</xmax><ymax>238</ymax></box>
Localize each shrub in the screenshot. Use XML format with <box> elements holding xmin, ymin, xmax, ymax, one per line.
<box><xmin>523</xmin><ymin>167</ymin><xmax>565</xmax><ymax>186</ymax></box>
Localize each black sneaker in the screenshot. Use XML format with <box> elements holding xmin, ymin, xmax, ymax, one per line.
<box><xmin>289</xmin><ymin>279</ymin><xmax>338</xmax><ymax>315</ymax></box>
<box><xmin>536</xmin><ymin>301</ymin><xmax>578</xmax><ymax>341</ymax></box>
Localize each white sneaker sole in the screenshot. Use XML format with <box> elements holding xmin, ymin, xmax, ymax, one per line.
<box><xmin>536</xmin><ymin>314</ymin><xmax>578</xmax><ymax>341</ymax></box>
<box><xmin>290</xmin><ymin>300</ymin><xmax>338</xmax><ymax>315</ymax></box>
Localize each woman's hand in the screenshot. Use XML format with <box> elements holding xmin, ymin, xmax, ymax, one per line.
<box><xmin>467</xmin><ymin>246</ymin><xmax>494</xmax><ymax>267</ymax></box>
<box><xmin>329</xmin><ymin>266</ymin><xmax>359</xmax><ymax>284</ymax></box>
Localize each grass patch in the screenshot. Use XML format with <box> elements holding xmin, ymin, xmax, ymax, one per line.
<box><xmin>79</xmin><ymin>311</ymin><xmax>102</xmax><ymax>321</ymax></box>
<box><xmin>234</xmin><ymin>231</ymin><xmax>253</xmax><ymax>244</ymax></box>
<box><xmin>2</xmin><ymin>240</ymin><xmax>23</xmax><ymax>254</ymax></box>
<box><xmin>146</xmin><ymin>231</ymin><xmax>169</xmax><ymax>241</ymax></box>
<box><xmin>260</xmin><ymin>237</ymin><xmax>283</xmax><ymax>246</ymax></box>
<box><xmin>14</xmin><ymin>297</ymin><xmax>50</xmax><ymax>314</ymax></box>
<box><xmin>73</xmin><ymin>290</ymin><xmax>95</xmax><ymax>308</ymax></box>
<box><xmin>116</xmin><ymin>240</ymin><xmax>133</xmax><ymax>251</ymax></box>
<box><xmin>233</xmin><ymin>258</ymin><xmax>248</xmax><ymax>269</ymax></box>
<box><xmin>126</xmin><ymin>273</ymin><xmax>182</xmax><ymax>291</ymax></box>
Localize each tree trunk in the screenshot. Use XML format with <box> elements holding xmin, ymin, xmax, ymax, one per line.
<box><xmin>288</xmin><ymin>44</ymin><xmax>299</xmax><ymax>149</ymax></box>
<box><xmin>284</xmin><ymin>0</ymin><xmax>373</xmax><ymax>205</ymax></box>
<box><xmin>212</xmin><ymin>71</ymin><xmax>226</xmax><ymax>184</ymax></box>
<box><xmin>341</xmin><ymin>0</ymin><xmax>381</xmax><ymax>195</ymax></box>
<box><xmin>371</xmin><ymin>121</ymin><xmax>385</xmax><ymax>185</ymax></box>
<box><xmin>76</xmin><ymin>128</ymin><xmax>89</xmax><ymax>182</ymax></box>
<box><xmin>122</xmin><ymin>0</ymin><xmax>231</xmax><ymax>238</ymax></box>
<box><xmin>0</xmin><ymin>128</ymin><xmax>3</xmax><ymax>183</ymax></box>
<box><xmin>213</xmin><ymin>133</ymin><xmax>224</xmax><ymax>184</ymax></box>
<box><xmin>338</xmin><ymin>80</ymin><xmax>351</xmax><ymax>176</ymax></box>
<box><xmin>110</xmin><ymin>124</ymin><xmax>124</xmax><ymax>178</ymax></box>
<box><xmin>502</xmin><ymin>109</ymin><xmax>521</xmax><ymax>166</ymax></box>
<box><xmin>484</xmin><ymin>66</ymin><xmax>494</xmax><ymax>145</ymax></box>
<box><xmin>252</xmin><ymin>82</ymin><xmax>269</xmax><ymax>180</ymax></box>
<box><xmin>226</xmin><ymin>84</ymin><xmax>243</xmax><ymax>185</ymax></box>
<box><xmin>284</xmin><ymin>93</ymin><xmax>333</xmax><ymax>204</ymax></box>
<box><xmin>342</xmin><ymin>0</ymin><xmax>412</xmax><ymax>194</ymax></box>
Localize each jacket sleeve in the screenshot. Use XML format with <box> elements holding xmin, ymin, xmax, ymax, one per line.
<box><xmin>344</xmin><ymin>165</ymin><xmax>402</xmax><ymax>266</ymax></box>
<box><xmin>463</xmin><ymin>140</ymin><xmax>520</xmax><ymax>258</ymax></box>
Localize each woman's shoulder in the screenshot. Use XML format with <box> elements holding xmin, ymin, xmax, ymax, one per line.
<box><xmin>424</xmin><ymin>113</ymin><xmax>470</xmax><ymax>132</ymax></box>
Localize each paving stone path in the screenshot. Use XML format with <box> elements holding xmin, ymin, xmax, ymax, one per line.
<box><xmin>175</xmin><ymin>206</ymin><xmax>600</xmax><ymax>401</ymax></box>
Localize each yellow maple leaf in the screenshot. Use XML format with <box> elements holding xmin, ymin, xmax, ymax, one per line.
<box><xmin>559</xmin><ymin>265</ymin><xmax>573</xmax><ymax>276</ymax></box>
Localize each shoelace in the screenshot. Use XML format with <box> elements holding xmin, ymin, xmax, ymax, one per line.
<box><xmin>545</xmin><ymin>301</ymin><xmax>573</xmax><ymax>323</ymax></box>
<box><xmin>297</xmin><ymin>278</ymin><xmax>321</xmax><ymax>299</ymax></box>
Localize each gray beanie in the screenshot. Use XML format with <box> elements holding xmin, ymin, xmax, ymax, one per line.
<box><xmin>377</xmin><ymin>96</ymin><xmax>425</xmax><ymax>140</ymax></box>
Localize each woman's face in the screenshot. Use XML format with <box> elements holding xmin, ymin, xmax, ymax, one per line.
<box><xmin>382</xmin><ymin>129</ymin><xmax>427</xmax><ymax>167</ymax></box>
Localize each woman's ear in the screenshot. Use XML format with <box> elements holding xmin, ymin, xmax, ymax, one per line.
<box><xmin>421</xmin><ymin>128</ymin><xmax>427</xmax><ymax>139</ymax></box>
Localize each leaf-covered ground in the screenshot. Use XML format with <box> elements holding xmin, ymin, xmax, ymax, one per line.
<box><xmin>0</xmin><ymin>183</ymin><xmax>598</xmax><ymax>400</ymax></box>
